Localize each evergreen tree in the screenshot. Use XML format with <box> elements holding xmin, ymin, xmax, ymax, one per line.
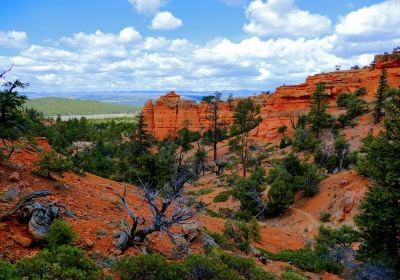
<box><xmin>356</xmin><ymin>88</ymin><xmax>400</xmax><ymax>271</ymax></box>
<box><xmin>176</xmin><ymin>127</ymin><xmax>199</xmax><ymax>166</ymax></box>
<box><xmin>233</xmin><ymin>167</ymin><xmax>266</xmax><ymax>217</ymax></box>
<box><xmin>193</xmin><ymin>146</ymin><xmax>207</xmax><ymax>175</ymax></box>
<box><xmin>308</xmin><ymin>83</ymin><xmax>330</xmax><ymax>138</ymax></box>
<box><xmin>202</xmin><ymin>92</ymin><xmax>227</xmax><ymax>162</ymax></box>
<box><xmin>0</xmin><ymin>79</ymin><xmax>28</xmax><ymax>124</ymax></box>
<box><xmin>229</xmin><ymin>98</ymin><xmax>262</xmax><ymax>177</ymax></box>
<box><xmin>373</xmin><ymin>68</ymin><xmax>388</xmax><ymax>124</ymax></box>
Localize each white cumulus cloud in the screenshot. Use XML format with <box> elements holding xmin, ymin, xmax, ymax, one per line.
<box><xmin>119</xmin><ymin>27</ymin><xmax>142</xmax><ymax>43</ymax></box>
<box><xmin>2</xmin><ymin>1</ymin><xmax>398</xmax><ymax>93</ymax></box>
<box><xmin>336</xmin><ymin>0</ymin><xmax>400</xmax><ymax>41</ymax></box>
<box><xmin>0</xmin><ymin>30</ymin><xmax>28</xmax><ymax>48</ymax></box>
<box><xmin>151</xmin><ymin>11</ymin><xmax>183</xmax><ymax>31</ymax></box>
<box><xmin>243</xmin><ymin>0</ymin><xmax>332</xmax><ymax>38</ymax></box>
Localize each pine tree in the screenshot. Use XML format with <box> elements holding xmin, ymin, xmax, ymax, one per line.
<box><xmin>0</xmin><ymin>79</ymin><xmax>28</xmax><ymax>124</ymax></box>
<box><xmin>202</xmin><ymin>92</ymin><xmax>227</xmax><ymax>162</ymax></box>
<box><xmin>229</xmin><ymin>98</ymin><xmax>262</xmax><ymax>177</ymax></box>
<box><xmin>356</xmin><ymin>88</ymin><xmax>400</xmax><ymax>271</ymax></box>
<box><xmin>308</xmin><ymin>83</ymin><xmax>329</xmax><ymax>138</ymax></box>
<box><xmin>373</xmin><ymin>68</ymin><xmax>388</xmax><ymax>124</ymax></box>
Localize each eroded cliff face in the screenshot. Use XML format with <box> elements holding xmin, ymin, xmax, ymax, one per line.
<box><xmin>144</xmin><ymin>62</ymin><xmax>400</xmax><ymax>141</ymax></box>
<box><xmin>143</xmin><ymin>91</ymin><xmax>235</xmax><ymax>139</ymax></box>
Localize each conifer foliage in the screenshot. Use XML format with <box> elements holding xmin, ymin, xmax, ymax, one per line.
<box><xmin>373</xmin><ymin>68</ymin><xmax>388</xmax><ymax>124</ymax></box>
<box><xmin>308</xmin><ymin>82</ymin><xmax>330</xmax><ymax>138</ymax></box>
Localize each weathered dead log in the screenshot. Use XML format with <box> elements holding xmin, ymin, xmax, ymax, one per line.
<box><xmin>28</xmin><ymin>201</ymin><xmax>60</xmax><ymax>239</ymax></box>
<box><xmin>0</xmin><ymin>190</ymin><xmax>52</xmax><ymax>221</ymax></box>
<box><xmin>0</xmin><ymin>190</ymin><xmax>74</xmax><ymax>239</ymax></box>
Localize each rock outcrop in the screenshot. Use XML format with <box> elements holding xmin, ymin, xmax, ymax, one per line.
<box><xmin>144</xmin><ymin>61</ymin><xmax>400</xmax><ymax>141</ymax></box>
<box><xmin>143</xmin><ymin>91</ymin><xmax>234</xmax><ymax>139</ymax></box>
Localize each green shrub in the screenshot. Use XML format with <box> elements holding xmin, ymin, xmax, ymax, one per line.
<box><xmin>217</xmin><ymin>253</ymin><xmax>274</xmax><ymax>280</ymax></box>
<box><xmin>301</xmin><ymin>164</ymin><xmax>323</xmax><ymax>197</ymax></box>
<box><xmin>336</xmin><ymin>92</ymin><xmax>368</xmax><ymax>127</ymax></box>
<box><xmin>33</xmin><ymin>150</ymin><xmax>75</xmax><ymax>179</ymax></box>
<box><xmin>223</xmin><ymin>219</ymin><xmax>260</xmax><ymax>252</ymax></box>
<box><xmin>281</xmin><ymin>270</ymin><xmax>307</xmax><ymax>280</ymax></box>
<box><xmin>355</xmin><ymin>87</ymin><xmax>367</xmax><ymax>96</ymax></box>
<box><xmin>15</xmin><ymin>245</ymin><xmax>99</xmax><ymax>280</ymax></box>
<box><xmin>292</xmin><ymin>127</ymin><xmax>319</xmax><ymax>152</ymax></box>
<box><xmin>320</xmin><ymin>212</ymin><xmax>331</xmax><ymax>222</ymax></box>
<box><xmin>205</xmin><ymin>230</ymin><xmax>236</xmax><ymax>251</ymax></box>
<box><xmin>266</xmin><ymin>179</ymin><xmax>294</xmax><ymax>215</ymax></box>
<box><xmin>0</xmin><ymin>261</ymin><xmax>17</xmax><ymax>280</ymax></box>
<box><xmin>272</xmin><ymin>247</ymin><xmax>342</xmax><ymax>274</ymax></box>
<box><xmin>266</xmin><ymin>155</ymin><xmax>323</xmax><ymax>215</ymax></box>
<box><xmin>232</xmin><ymin>167</ymin><xmax>266</xmax><ymax>217</ymax></box>
<box><xmin>315</xmin><ymin>225</ymin><xmax>359</xmax><ymax>256</ymax></box>
<box><xmin>213</xmin><ymin>190</ymin><xmax>233</xmax><ymax>203</ymax></box>
<box><xmin>114</xmin><ymin>252</ymin><xmax>274</xmax><ymax>280</ymax></box>
<box><xmin>196</xmin><ymin>188</ymin><xmax>214</xmax><ymax>196</ymax></box>
<box><xmin>114</xmin><ymin>254</ymin><xmax>182</xmax><ymax>280</ymax></box>
<box><xmin>46</xmin><ymin>219</ymin><xmax>76</xmax><ymax>248</ymax></box>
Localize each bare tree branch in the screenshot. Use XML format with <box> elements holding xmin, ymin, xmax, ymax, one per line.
<box><xmin>0</xmin><ymin>66</ymin><xmax>12</xmax><ymax>80</ymax></box>
<box><xmin>114</xmin><ymin>166</ymin><xmax>201</xmax><ymax>251</ymax></box>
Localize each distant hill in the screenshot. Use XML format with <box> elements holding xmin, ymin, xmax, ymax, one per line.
<box><xmin>25</xmin><ymin>97</ymin><xmax>142</xmax><ymax>117</ymax></box>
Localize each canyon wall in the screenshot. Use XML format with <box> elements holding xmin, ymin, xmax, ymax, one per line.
<box><xmin>144</xmin><ymin>61</ymin><xmax>400</xmax><ymax>141</ymax></box>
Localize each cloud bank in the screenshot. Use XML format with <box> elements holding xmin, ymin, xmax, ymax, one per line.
<box><xmin>0</xmin><ymin>0</ymin><xmax>398</xmax><ymax>92</ymax></box>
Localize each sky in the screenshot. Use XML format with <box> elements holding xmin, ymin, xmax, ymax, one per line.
<box><xmin>0</xmin><ymin>0</ymin><xmax>399</xmax><ymax>93</ymax></box>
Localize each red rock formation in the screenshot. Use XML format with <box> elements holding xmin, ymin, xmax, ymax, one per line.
<box><xmin>143</xmin><ymin>91</ymin><xmax>234</xmax><ymax>139</ymax></box>
<box><xmin>144</xmin><ymin>65</ymin><xmax>400</xmax><ymax>141</ymax></box>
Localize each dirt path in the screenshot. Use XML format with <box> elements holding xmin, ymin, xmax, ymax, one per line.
<box><xmin>289</xmin><ymin>206</ymin><xmax>320</xmax><ymax>229</ymax></box>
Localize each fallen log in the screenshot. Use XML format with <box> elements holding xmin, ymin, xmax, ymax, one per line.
<box><xmin>0</xmin><ymin>190</ymin><xmax>52</xmax><ymax>221</ymax></box>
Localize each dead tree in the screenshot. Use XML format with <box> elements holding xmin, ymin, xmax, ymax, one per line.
<box><xmin>0</xmin><ymin>190</ymin><xmax>52</xmax><ymax>220</ymax></box>
<box><xmin>0</xmin><ymin>190</ymin><xmax>74</xmax><ymax>238</ymax></box>
<box><xmin>251</xmin><ymin>188</ymin><xmax>267</xmax><ymax>219</ymax></box>
<box><xmin>114</xmin><ymin>167</ymin><xmax>201</xmax><ymax>251</ymax></box>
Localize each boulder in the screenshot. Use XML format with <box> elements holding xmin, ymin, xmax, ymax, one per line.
<box><xmin>11</xmin><ymin>235</ymin><xmax>32</xmax><ymax>247</ymax></box>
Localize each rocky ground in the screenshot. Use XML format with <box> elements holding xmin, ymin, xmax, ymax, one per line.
<box><xmin>1</xmin><ymin>138</ymin><xmax>352</xmax><ymax>279</ymax></box>
<box><xmin>2</xmin><ymin>63</ymin><xmax>398</xmax><ymax>279</ymax></box>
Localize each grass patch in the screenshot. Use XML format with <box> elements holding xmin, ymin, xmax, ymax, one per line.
<box><xmin>213</xmin><ymin>190</ymin><xmax>233</xmax><ymax>203</ymax></box>
<box><xmin>188</xmin><ymin>188</ymin><xmax>214</xmax><ymax>197</ymax></box>
<box><xmin>205</xmin><ymin>209</ymin><xmax>219</xmax><ymax>217</ymax></box>
<box><xmin>256</xmin><ymin>247</ymin><xmax>342</xmax><ymax>274</ymax></box>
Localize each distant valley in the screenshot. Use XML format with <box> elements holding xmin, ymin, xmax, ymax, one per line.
<box><xmin>25</xmin><ymin>97</ymin><xmax>141</xmax><ymax>118</ymax></box>
<box><xmin>24</xmin><ymin>90</ymin><xmax>265</xmax><ymax>106</ymax></box>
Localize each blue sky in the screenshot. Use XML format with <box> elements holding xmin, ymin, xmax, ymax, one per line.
<box><xmin>0</xmin><ymin>0</ymin><xmax>399</xmax><ymax>93</ymax></box>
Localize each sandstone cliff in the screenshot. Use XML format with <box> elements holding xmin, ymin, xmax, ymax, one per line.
<box><xmin>144</xmin><ymin>61</ymin><xmax>400</xmax><ymax>141</ymax></box>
